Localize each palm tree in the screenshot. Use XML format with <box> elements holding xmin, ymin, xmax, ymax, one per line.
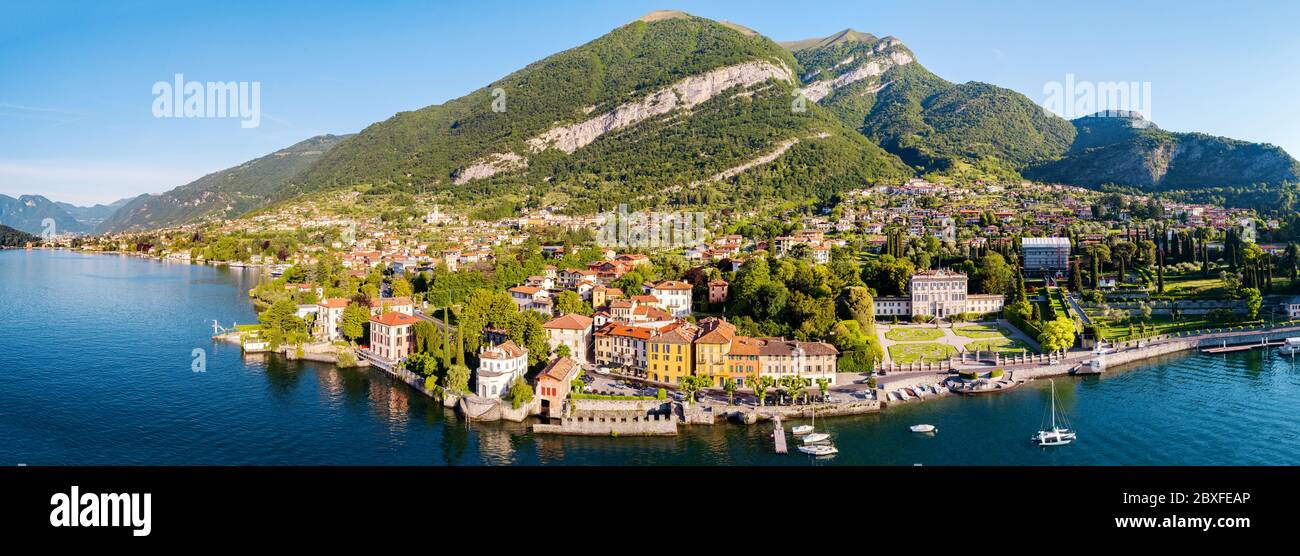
<box><xmin>723</xmin><ymin>378</ymin><xmax>737</xmax><ymax>406</ymax></box>
<box><xmin>816</xmin><ymin>378</ymin><xmax>830</xmax><ymax>402</ymax></box>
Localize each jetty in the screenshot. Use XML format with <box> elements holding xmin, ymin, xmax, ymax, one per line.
<box><xmin>1200</xmin><ymin>337</ymin><xmax>1284</xmax><ymax>354</ymax></box>
<box><xmin>772</xmin><ymin>416</ymin><xmax>787</xmax><ymax>454</ymax></box>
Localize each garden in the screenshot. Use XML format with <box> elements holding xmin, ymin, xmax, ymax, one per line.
<box><xmin>887</xmin><ymin>342</ymin><xmax>957</xmax><ymax>364</ymax></box>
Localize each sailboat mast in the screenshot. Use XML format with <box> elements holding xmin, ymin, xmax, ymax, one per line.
<box><xmin>1050</xmin><ymin>381</ymin><xmax>1057</xmax><ymax>430</ymax></box>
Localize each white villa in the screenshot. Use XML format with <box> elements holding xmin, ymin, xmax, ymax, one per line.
<box><xmin>875</xmin><ymin>270</ymin><xmax>1005</xmax><ymax>319</ymax></box>
<box><xmin>475</xmin><ymin>340</ymin><xmax>529</xmax><ymax>399</ymax></box>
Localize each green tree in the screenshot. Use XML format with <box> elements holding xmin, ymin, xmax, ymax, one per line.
<box><xmin>555</xmin><ymin>343</ymin><xmax>571</xmax><ymax>358</ymax></box>
<box><xmin>753</xmin><ymin>376</ymin><xmax>775</xmax><ymax>407</ymax></box>
<box><xmin>835</xmin><ymin>286</ymin><xmax>875</xmax><ymax>327</ymax></box>
<box><xmin>555</xmin><ymin>290</ymin><xmax>591</xmax><ymax>316</ymax></box>
<box><xmin>390</xmin><ymin>275</ymin><xmax>414</xmax><ymax>298</ymax></box>
<box><xmin>723</xmin><ymin>378</ymin><xmax>737</xmax><ymax>405</ymax></box>
<box><xmin>816</xmin><ymin>378</ymin><xmax>830</xmax><ymax>402</ymax></box>
<box><xmin>1038</xmin><ymin>318</ymin><xmax>1077</xmax><ymax>353</ymax></box>
<box><xmin>341</xmin><ymin>303</ymin><xmax>369</xmax><ymax>344</ymax></box>
<box><xmin>976</xmin><ymin>252</ymin><xmax>1014</xmax><ymax>295</ymax></box>
<box><xmin>509</xmin><ymin>376</ymin><xmax>534</xmax><ymax>409</ymax></box>
<box><xmin>680</xmin><ymin>375</ymin><xmax>708</xmax><ymax>405</ymax></box>
<box><xmin>445</xmin><ymin>364</ymin><xmax>471</xmax><ymax>395</ymax></box>
<box><xmin>1242</xmin><ymin>287</ymin><xmax>1262</xmax><ymax>320</ymax></box>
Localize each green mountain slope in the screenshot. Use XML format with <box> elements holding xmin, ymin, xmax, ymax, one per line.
<box><xmin>1024</xmin><ymin>112</ymin><xmax>1300</xmax><ymax>189</ymax></box>
<box><xmin>100</xmin><ymin>134</ymin><xmax>350</xmax><ymax>232</ymax></box>
<box><xmin>786</xmin><ymin>30</ymin><xmax>1075</xmax><ymax>178</ymax></box>
<box><xmin>283</xmin><ymin>12</ymin><xmax>912</xmax><ymax>213</ymax></box>
<box><xmin>0</xmin><ymin>223</ymin><xmax>39</xmax><ymax>246</ymax></box>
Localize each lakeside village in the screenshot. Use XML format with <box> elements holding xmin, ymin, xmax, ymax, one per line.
<box><xmin>40</xmin><ymin>178</ymin><xmax>1300</xmax><ymax>444</ymax></box>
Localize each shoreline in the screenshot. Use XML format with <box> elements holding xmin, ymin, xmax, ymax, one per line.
<box><xmin>46</xmin><ymin>248</ymin><xmax>1300</xmax><ymax>434</ymax></box>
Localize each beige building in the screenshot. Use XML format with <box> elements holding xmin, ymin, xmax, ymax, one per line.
<box><xmin>756</xmin><ymin>339</ymin><xmax>839</xmax><ymax>386</ymax></box>
<box><xmin>369</xmin><ymin>312</ymin><xmax>419</xmax><ymax>362</ymax></box>
<box><xmin>875</xmin><ymin>270</ymin><xmax>1004</xmax><ymax>319</ymax></box>
<box><xmin>543</xmin><ymin>313</ymin><xmax>594</xmax><ymax>365</ymax></box>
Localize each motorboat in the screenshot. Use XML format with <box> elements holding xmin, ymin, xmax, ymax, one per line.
<box><xmin>798</xmin><ymin>444</ymin><xmax>838</xmax><ymax>456</ymax></box>
<box><xmin>910</xmin><ymin>424</ymin><xmax>937</xmax><ymax>433</ymax></box>
<box><xmin>1279</xmin><ymin>338</ymin><xmax>1300</xmax><ymax>356</ymax></box>
<box><xmin>1033</xmin><ymin>380</ymin><xmax>1076</xmax><ymax>446</ymax></box>
<box><xmin>791</xmin><ymin>425</ymin><xmax>815</xmax><ymax>436</ymax></box>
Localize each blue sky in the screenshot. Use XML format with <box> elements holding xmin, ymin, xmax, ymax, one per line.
<box><xmin>3</xmin><ymin>0</ymin><xmax>1299</xmax><ymax>205</ymax></box>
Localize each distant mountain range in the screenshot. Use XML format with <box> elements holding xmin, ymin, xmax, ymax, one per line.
<box><xmin>15</xmin><ymin>10</ymin><xmax>1298</xmax><ymax>234</ymax></box>
<box><xmin>0</xmin><ymin>194</ymin><xmax>131</xmax><ymax>235</ymax></box>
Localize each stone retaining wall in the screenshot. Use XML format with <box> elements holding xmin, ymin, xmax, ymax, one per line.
<box><xmin>532</xmin><ymin>413</ymin><xmax>678</xmax><ymax>436</ymax></box>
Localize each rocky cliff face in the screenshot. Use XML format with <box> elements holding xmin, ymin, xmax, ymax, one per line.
<box><xmin>1024</xmin><ymin>113</ymin><xmax>1300</xmax><ymax>189</ymax></box>
<box><xmin>525</xmin><ymin>60</ymin><xmax>794</xmax><ymax>155</ymax></box>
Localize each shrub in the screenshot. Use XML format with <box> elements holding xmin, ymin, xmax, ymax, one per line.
<box><xmin>336</xmin><ymin>350</ymin><xmax>357</xmax><ymax>368</ymax></box>
<box><xmin>656</xmin><ymin>388</ymin><xmax>666</xmax><ymax>400</ymax></box>
<box><xmin>959</xmin><ymin>370</ymin><xmax>979</xmax><ymax>380</ymax></box>
<box><xmin>990</xmin><ymin>369</ymin><xmax>1004</xmax><ymax>378</ymax></box>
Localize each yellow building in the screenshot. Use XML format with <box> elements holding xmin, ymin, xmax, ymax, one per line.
<box><xmin>648</xmin><ymin>326</ymin><xmax>694</xmax><ymax>385</ymax></box>
<box><xmin>693</xmin><ymin>317</ymin><xmax>735</xmax><ymax>387</ymax></box>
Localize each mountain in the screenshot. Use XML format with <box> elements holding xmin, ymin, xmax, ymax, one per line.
<box><xmin>284</xmin><ymin>11</ymin><xmax>912</xmax><ymax>214</ymax></box>
<box><xmin>0</xmin><ymin>223</ymin><xmax>38</xmax><ymax>246</ymax></box>
<box><xmin>0</xmin><ymin>194</ymin><xmax>94</xmax><ymax>235</ymax></box>
<box><xmin>55</xmin><ymin>198</ymin><xmax>132</xmax><ymax>228</ymax></box>
<box><xmin>1023</xmin><ymin>111</ymin><xmax>1300</xmax><ymax>189</ymax></box>
<box><xmin>784</xmin><ymin>29</ymin><xmax>1076</xmax><ymax>179</ymax></box>
<box><xmin>100</xmin><ymin>134</ymin><xmax>351</xmax><ymax>232</ymax></box>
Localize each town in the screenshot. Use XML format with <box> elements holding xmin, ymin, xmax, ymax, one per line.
<box><xmin>41</xmin><ymin>176</ymin><xmax>1300</xmax><ymax>438</ymax></box>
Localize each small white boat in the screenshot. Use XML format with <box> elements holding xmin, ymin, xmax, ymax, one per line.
<box><xmin>1279</xmin><ymin>338</ymin><xmax>1300</xmax><ymax>356</ymax></box>
<box><xmin>1034</xmin><ymin>380</ymin><xmax>1076</xmax><ymax>446</ymax></box>
<box><xmin>798</xmin><ymin>444</ymin><xmax>838</xmax><ymax>456</ymax></box>
<box><xmin>802</xmin><ymin>432</ymin><xmax>831</xmax><ymax>444</ymax></box>
<box><xmin>910</xmin><ymin>424</ymin><xmax>937</xmax><ymax>433</ymax></box>
<box><xmin>791</xmin><ymin>425</ymin><xmax>815</xmax><ymax>436</ymax></box>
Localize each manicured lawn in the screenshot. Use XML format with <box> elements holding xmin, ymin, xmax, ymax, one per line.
<box><xmin>966</xmin><ymin>338</ymin><xmax>1035</xmax><ymax>354</ymax></box>
<box><xmin>888</xmin><ymin>342</ymin><xmax>956</xmax><ymax>364</ymax></box>
<box><xmin>951</xmin><ymin>323</ymin><xmax>1013</xmax><ymax>339</ymax></box>
<box><xmin>1086</xmin><ymin>313</ymin><xmax>1267</xmax><ymax>341</ymax></box>
<box><xmin>884</xmin><ymin>327</ymin><xmax>944</xmax><ymax>342</ymax></box>
<box><xmin>1159</xmin><ymin>275</ymin><xmax>1232</xmax><ymax>300</ymax></box>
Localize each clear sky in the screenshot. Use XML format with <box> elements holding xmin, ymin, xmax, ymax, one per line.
<box><xmin>3</xmin><ymin>0</ymin><xmax>1299</xmax><ymax>205</ymax></box>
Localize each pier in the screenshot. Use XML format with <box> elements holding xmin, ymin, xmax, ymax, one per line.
<box><xmin>1200</xmin><ymin>337</ymin><xmax>1285</xmax><ymax>354</ymax></box>
<box><xmin>772</xmin><ymin>416</ymin><xmax>787</xmax><ymax>454</ymax></box>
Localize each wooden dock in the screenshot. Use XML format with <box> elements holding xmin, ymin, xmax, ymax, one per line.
<box><xmin>1201</xmin><ymin>340</ymin><xmax>1284</xmax><ymax>354</ymax></box>
<box><xmin>772</xmin><ymin>417</ymin><xmax>787</xmax><ymax>454</ymax></box>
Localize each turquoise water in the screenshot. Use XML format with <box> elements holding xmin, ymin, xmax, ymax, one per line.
<box><xmin>2</xmin><ymin>249</ymin><xmax>1299</xmax><ymax>465</ymax></box>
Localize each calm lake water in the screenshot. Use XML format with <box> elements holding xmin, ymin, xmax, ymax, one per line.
<box><xmin>3</xmin><ymin>249</ymin><xmax>1299</xmax><ymax>465</ymax></box>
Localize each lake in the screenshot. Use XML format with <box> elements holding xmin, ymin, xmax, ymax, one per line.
<box><xmin>3</xmin><ymin>249</ymin><xmax>1298</xmax><ymax>465</ymax></box>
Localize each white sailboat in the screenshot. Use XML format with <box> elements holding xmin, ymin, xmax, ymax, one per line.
<box><xmin>1032</xmin><ymin>379</ymin><xmax>1076</xmax><ymax>446</ymax></box>
<box><xmin>792</xmin><ymin>407</ymin><xmax>817</xmax><ymax>436</ymax></box>
<box><xmin>799</xmin><ymin>408</ymin><xmax>832</xmax><ymax>444</ymax></box>
<box><xmin>798</xmin><ymin>444</ymin><xmax>838</xmax><ymax>456</ymax></box>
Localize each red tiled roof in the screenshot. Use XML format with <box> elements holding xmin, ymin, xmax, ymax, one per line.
<box><xmin>544</xmin><ymin>313</ymin><xmax>594</xmax><ymax>330</ymax></box>
<box><xmin>538</xmin><ymin>357</ymin><xmax>579</xmax><ymax>383</ymax></box>
<box><xmin>653</xmin><ymin>280</ymin><xmax>692</xmax><ymax>291</ymax></box>
<box><xmin>370</xmin><ymin>312</ymin><xmax>419</xmax><ymax>327</ymax></box>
